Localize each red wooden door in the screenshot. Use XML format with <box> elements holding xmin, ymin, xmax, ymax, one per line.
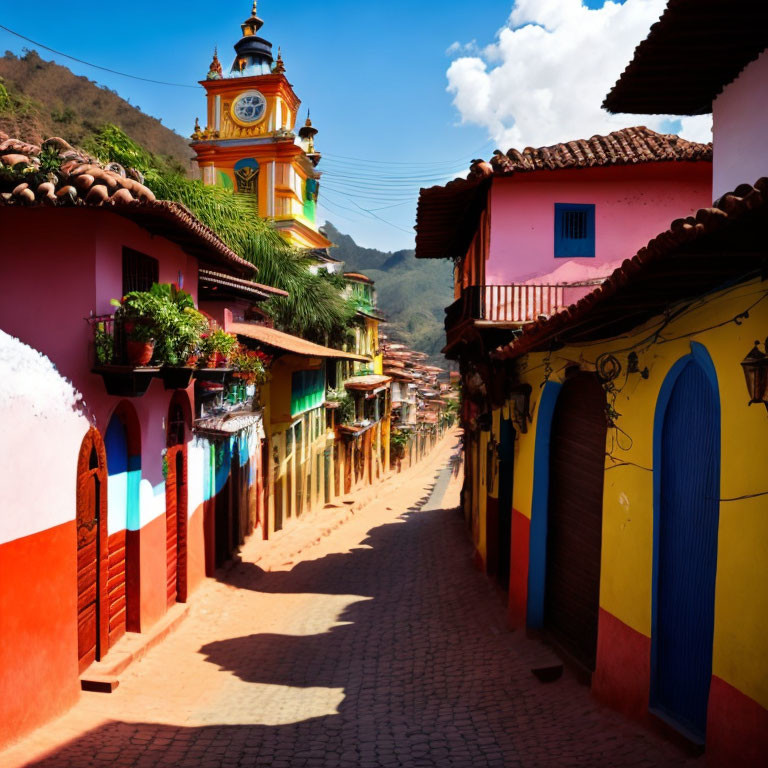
<box><xmin>76</xmin><ymin>432</ymin><xmax>108</xmax><ymax>673</ymax></box>
<box><xmin>166</xmin><ymin>398</ymin><xmax>189</xmax><ymax>607</ymax></box>
<box><xmin>165</xmin><ymin>446</ymin><xmax>187</xmax><ymax>606</ymax></box>
<box><xmin>165</xmin><ymin>446</ymin><xmax>179</xmax><ymax>608</ymax></box>
<box><xmin>77</xmin><ymin>472</ymin><xmax>100</xmax><ymax>671</ymax></box>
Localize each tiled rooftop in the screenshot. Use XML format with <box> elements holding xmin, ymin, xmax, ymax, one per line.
<box><xmin>0</xmin><ymin>132</ymin><xmax>255</xmax><ymax>275</ymax></box>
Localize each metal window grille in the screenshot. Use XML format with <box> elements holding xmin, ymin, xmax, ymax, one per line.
<box><xmin>561</xmin><ymin>210</ymin><xmax>588</xmax><ymax>240</ymax></box>
<box><xmin>122</xmin><ymin>248</ymin><xmax>159</xmax><ymax>294</ymax></box>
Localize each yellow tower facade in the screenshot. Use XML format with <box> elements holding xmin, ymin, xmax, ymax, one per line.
<box><xmin>191</xmin><ymin>2</ymin><xmax>331</xmax><ymax>250</ymax></box>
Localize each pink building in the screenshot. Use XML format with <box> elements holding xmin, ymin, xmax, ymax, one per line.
<box><xmin>0</xmin><ymin>142</ymin><xmax>277</xmax><ymax>748</ymax></box>
<box><xmin>416</xmin><ymin>127</ymin><xmax>712</xmax><ymax>358</ymax></box>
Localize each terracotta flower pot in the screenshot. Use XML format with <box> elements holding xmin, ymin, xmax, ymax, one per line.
<box><xmin>216</xmin><ymin>353</ymin><xmax>230</xmax><ymax>369</ymax></box>
<box><xmin>126</xmin><ymin>340</ymin><xmax>154</xmax><ymax>366</ymax></box>
<box><xmin>186</xmin><ymin>354</ymin><xmax>199</xmax><ymax>367</ymax></box>
<box><xmin>206</xmin><ymin>352</ymin><xmax>225</xmax><ymax>368</ymax></box>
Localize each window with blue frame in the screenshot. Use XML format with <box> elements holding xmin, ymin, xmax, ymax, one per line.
<box><xmin>554</xmin><ymin>203</ymin><xmax>595</xmax><ymax>258</ymax></box>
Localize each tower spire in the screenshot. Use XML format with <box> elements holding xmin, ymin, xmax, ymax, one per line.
<box><xmin>241</xmin><ymin>0</ymin><xmax>265</xmax><ymax>36</ymax></box>
<box><xmin>274</xmin><ymin>46</ymin><xmax>285</xmax><ymax>75</ymax></box>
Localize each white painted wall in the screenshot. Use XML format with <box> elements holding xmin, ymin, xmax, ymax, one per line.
<box><xmin>713</xmin><ymin>49</ymin><xmax>768</xmax><ymax>199</ymax></box>
<box><xmin>0</xmin><ymin>331</ymin><xmax>90</xmax><ymax>545</ymax></box>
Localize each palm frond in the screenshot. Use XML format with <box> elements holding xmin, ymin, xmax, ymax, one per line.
<box><xmin>85</xmin><ymin>124</ymin><xmax>353</xmax><ymax>343</ymax></box>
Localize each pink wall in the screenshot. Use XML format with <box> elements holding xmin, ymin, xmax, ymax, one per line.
<box><xmin>486</xmin><ymin>162</ymin><xmax>712</xmax><ymax>286</ymax></box>
<box><xmin>0</xmin><ymin>207</ymin><xmax>200</xmax><ymax>626</ymax></box>
<box><xmin>0</xmin><ymin>208</ymin><xmax>198</xmax><ymax>436</ymax></box>
<box><xmin>713</xmin><ymin>49</ymin><xmax>768</xmax><ymax>200</ymax></box>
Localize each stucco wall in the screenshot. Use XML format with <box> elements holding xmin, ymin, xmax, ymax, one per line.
<box><xmin>486</xmin><ymin>163</ymin><xmax>711</xmax><ymax>286</ymax></box>
<box><xmin>713</xmin><ymin>50</ymin><xmax>768</xmax><ymax>200</ymax></box>
<box><xmin>0</xmin><ymin>207</ymin><xmax>203</xmax><ymax>622</ymax></box>
<box><xmin>506</xmin><ymin>276</ymin><xmax>768</xmax><ymax>721</ymax></box>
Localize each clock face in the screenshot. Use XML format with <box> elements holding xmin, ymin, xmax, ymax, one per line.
<box><xmin>233</xmin><ymin>91</ymin><xmax>267</xmax><ymax>124</ymax></box>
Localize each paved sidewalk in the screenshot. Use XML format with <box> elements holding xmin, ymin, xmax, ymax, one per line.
<box><xmin>2</xmin><ymin>433</ymin><xmax>696</xmax><ymax>768</ymax></box>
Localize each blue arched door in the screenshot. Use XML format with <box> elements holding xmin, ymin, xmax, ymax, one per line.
<box><xmin>653</xmin><ymin>354</ymin><xmax>720</xmax><ymax>742</ymax></box>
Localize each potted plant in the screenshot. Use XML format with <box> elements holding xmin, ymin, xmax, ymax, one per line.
<box><xmin>390</xmin><ymin>431</ymin><xmax>409</xmax><ymax>462</ymax></box>
<box><xmin>327</xmin><ymin>388</ymin><xmax>356</xmax><ymax>426</ymax></box>
<box><xmin>112</xmin><ymin>291</ymin><xmax>165</xmax><ymax>366</ymax></box>
<box><xmin>93</xmin><ymin>322</ymin><xmax>114</xmax><ymax>366</ymax></box>
<box><xmin>125</xmin><ymin>323</ymin><xmax>156</xmax><ymax>366</ymax></box>
<box><xmin>159</xmin><ymin>305</ymin><xmax>209</xmax><ymax>389</ymax></box>
<box><xmin>203</xmin><ymin>329</ymin><xmax>238</xmax><ymax>368</ymax></box>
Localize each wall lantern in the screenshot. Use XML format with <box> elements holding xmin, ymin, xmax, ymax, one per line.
<box><xmin>740</xmin><ymin>339</ymin><xmax>768</xmax><ymax>411</ymax></box>
<box><xmin>509</xmin><ymin>384</ymin><xmax>532</xmax><ymax>434</ymax></box>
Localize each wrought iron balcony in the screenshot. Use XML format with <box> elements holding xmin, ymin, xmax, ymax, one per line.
<box><xmin>445</xmin><ymin>284</ymin><xmax>568</xmax><ymax>330</ymax></box>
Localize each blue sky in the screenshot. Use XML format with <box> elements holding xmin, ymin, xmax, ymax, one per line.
<box><xmin>1</xmin><ymin>1</ymin><xmax>642</xmax><ymax>251</ymax></box>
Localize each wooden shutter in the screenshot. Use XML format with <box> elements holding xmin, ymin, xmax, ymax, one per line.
<box><xmin>545</xmin><ymin>373</ymin><xmax>606</xmax><ymax>671</ymax></box>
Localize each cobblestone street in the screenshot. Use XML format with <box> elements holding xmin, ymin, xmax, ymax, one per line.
<box><xmin>2</xmin><ymin>434</ymin><xmax>697</xmax><ymax>768</ymax></box>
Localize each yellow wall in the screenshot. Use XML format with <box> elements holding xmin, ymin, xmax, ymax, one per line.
<box><xmin>507</xmin><ymin>276</ymin><xmax>768</xmax><ymax>709</ymax></box>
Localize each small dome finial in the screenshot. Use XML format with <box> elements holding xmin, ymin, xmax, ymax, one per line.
<box><xmin>207</xmin><ymin>46</ymin><xmax>223</xmax><ymax>79</ymax></box>
<box><xmin>251</xmin><ymin>1</ymin><xmax>258</xmax><ymax>17</ymax></box>
<box><xmin>274</xmin><ymin>46</ymin><xmax>285</xmax><ymax>74</ymax></box>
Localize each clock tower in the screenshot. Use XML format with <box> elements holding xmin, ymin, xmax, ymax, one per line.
<box><xmin>191</xmin><ymin>2</ymin><xmax>331</xmax><ymax>251</ymax></box>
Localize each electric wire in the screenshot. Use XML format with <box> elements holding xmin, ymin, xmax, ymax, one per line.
<box><xmin>322</xmin><ymin>140</ymin><xmax>496</xmax><ymax>168</ymax></box>
<box><xmin>321</xmin><ymin>189</ymin><xmax>415</xmax><ymax>235</ymax></box>
<box><xmin>0</xmin><ymin>23</ymin><xmax>200</xmax><ymax>89</ymax></box>
<box><xmin>321</xmin><ymin>184</ymin><xmax>420</xmax><ymax>203</ymax></box>
<box><xmin>321</xmin><ymin>189</ymin><xmax>414</xmax><ymax>233</ymax></box>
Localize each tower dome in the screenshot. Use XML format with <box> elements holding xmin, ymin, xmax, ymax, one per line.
<box><xmin>230</xmin><ymin>2</ymin><xmax>274</xmax><ymax>77</ymax></box>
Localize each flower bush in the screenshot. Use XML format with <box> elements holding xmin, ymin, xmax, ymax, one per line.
<box><xmin>202</xmin><ymin>329</ymin><xmax>238</xmax><ymax>366</ymax></box>
<box><xmin>231</xmin><ymin>345</ymin><xmax>269</xmax><ymax>385</ymax></box>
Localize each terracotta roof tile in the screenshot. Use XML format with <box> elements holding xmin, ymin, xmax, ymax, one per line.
<box><xmin>604</xmin><ymin>0</ymin><xmax>768</xmax><ymax>116</ymax></box>
<box><xmin>484</xmin><ymin>127</ymin><xmax>710</xmax><ymax>177</ymax></box>
<box><xmin>230</xmin><ymin>322</ymin><xmax>369</xmax><ymax>361</ymax></box>
<box><xmin>0</xmin><ymin>133</ymin><xmax>255</xmax><ymax>276</ymax></box>
<box><xmin>198</xmin><ymin>269</ymin><xmax>288</xmax><ymax>300</ymax></box>
<box><xmin>344</xmin><ymin>375</ymin><xmax>392</xmax><ymax>391</ymax></box>
<box><xmin>493</xmin><ymin>177</ymin><xmax>768</xmax><ymax>359</ymax></box>
<box><xmin>344</xmin><ymin>272</ymin><xmax>375</xmax><ymax>284</ymax></box>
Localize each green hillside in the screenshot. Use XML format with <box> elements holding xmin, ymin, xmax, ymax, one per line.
<box><xmin>0</xmin><ymin>50</ymin><xmax>194</xmax><ymax>172</ymax></box>
<box><xmin>323</xmin><ymin>223</ymin><xmax>453</xmax><ymax>367</ymax></box>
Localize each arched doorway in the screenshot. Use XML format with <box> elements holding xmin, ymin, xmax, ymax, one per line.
<box><xmin>104</xmin><ymin>403</ymin><xmax>141</xmax><ymax>641</ymax></box>
<box><xmin>166</xmin><ymin>394</ymin><xmax>190</xmax><ymax>606</ymax></box>
<box><xmin>545</xmin><ymin>372</ymin><xmax>607</xmax><ymax>672</ymax></box>
<box><xmin>652</xmin><ymin>347</ymin><xmax>720</xmax><ymax>741</ymax></box>
<box><xmin>76</xmin><ymin>428</ymin><xmax>108</xmax><ymax>672</ymax></box>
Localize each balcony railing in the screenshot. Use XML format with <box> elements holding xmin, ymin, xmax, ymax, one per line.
<box><xmin>446</xmin><ymin>284</ymin><xmax>568</xmax><ymax>329</ymax></box>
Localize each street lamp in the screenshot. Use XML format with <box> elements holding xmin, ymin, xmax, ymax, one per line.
<box><xmin>740</xmin><ymin>339</ymin><xmax>768</xmax><ymax>411</ymax></box>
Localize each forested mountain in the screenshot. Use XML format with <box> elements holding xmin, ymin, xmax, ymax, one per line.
<box><xmin>0</xmin><ymin>50</ymin><xmax>194</xmax><ymax>172</ymax></box>
<box><xmin>323</xmin><ymin>223</ymin><xmax>454</xmax><ymax>367</ymax></box>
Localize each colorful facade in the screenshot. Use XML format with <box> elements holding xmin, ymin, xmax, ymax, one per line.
<box><xmin>416</xmin><ymin>2</ymin><xmax>767</xmax><ymax>763</ymax></box>
<box><xmin>191</xmin><ymin>3</ymin><xmax>331</xmax><ymax>251</ymax></box>
<box><xmin>0</xmin><ymin>169</ymin><xmax>269</xmax><ymax>747</ymax></box>
<box><xmin>491</xmin><ymin>188</ymin><xmax>768</xmax><ymax>765</ymax></box>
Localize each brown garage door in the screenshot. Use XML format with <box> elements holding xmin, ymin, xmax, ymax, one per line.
<box><xmin>545</xmin><ymin>372</ymin><xmax>607</xmax><ymax>672</ymax></box>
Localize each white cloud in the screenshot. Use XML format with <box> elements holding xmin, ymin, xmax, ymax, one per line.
<box><xmin>447</xmin><ymin>0</ymin><xmax>712</xmax><ymax>150</ymax></box>
<box><xmin>446</xmin><ymin>40</ymin><xmax>480</xmax><ymax>57</ymax></box>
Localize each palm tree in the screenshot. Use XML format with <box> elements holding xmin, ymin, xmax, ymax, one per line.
<box><xmin>85</xmin><ymin>125</ymin><xmax>354</xmax><ymax>343</ymax></box>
